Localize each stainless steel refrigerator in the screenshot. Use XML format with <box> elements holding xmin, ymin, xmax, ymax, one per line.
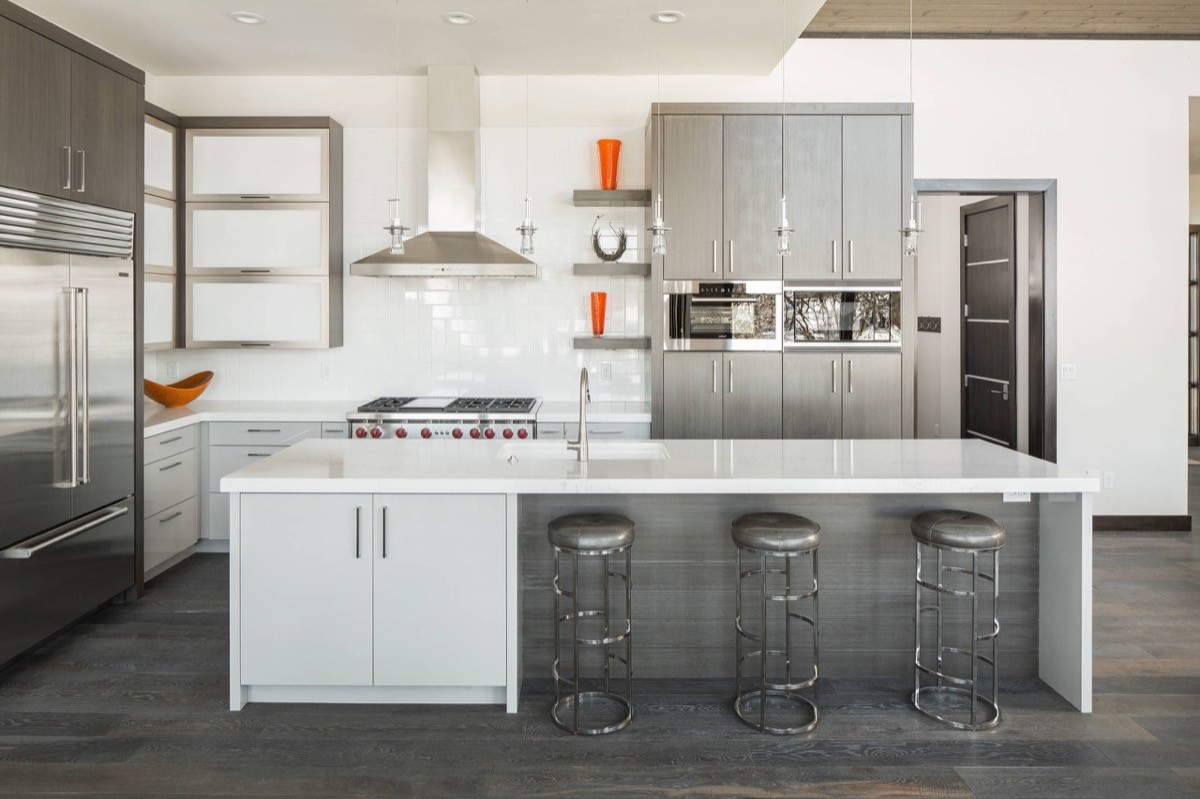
<box><xmin>0</xmin><ymin>186</ymin><xmax>136</xmax><ymax>668</ymax></box>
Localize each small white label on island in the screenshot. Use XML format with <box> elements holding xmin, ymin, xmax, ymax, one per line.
<box><xmin>1003</xmin><ymin>491</ymin><xmax>1031</xmax><ymax>503</ymax></box>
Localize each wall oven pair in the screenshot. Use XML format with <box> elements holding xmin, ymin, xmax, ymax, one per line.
<box><xmin>665</xmin><ymin>281</ymin><xmax>901</xmax><ymax>351</ymax></box>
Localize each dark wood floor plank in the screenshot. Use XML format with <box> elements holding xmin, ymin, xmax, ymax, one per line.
<box><xmin>956</xmin><ymin>766</ymin><xmax>1194</xmax><ymax>799</ymax></box>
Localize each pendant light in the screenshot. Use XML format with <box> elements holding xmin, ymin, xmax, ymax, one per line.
<box><xmin>515</xmin><ymin>0</ymin><xmax>537</xmax><ymax>255</ymax></box>
<box><xmin>648</xmin><ymin>12</ymin><xmax>671</xmax><ymax>256</ymax></box>
<box><xmin>899</xmin><ymin>0</ymin><xmax>922</xmax><ymax>256</ymax></box>
<box><xmin>774</xmin><ymin>0</ymin><xmax>793</xmax><ymax>257</ymax></box>
<box><xmin>384</xmin><ymin>0</ymin><xmax>409</xmax><ymax>254</ymax></box>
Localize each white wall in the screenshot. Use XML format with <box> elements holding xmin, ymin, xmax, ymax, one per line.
<box><xmin>149</xmin><ymin>37</ymin><xmax>1197</xmax><ymax>516</ymax></box>
<box><xmin>1191</xmin><ymin>175</ymin><xmax>1200</xmax><ymax>225</ymax></box>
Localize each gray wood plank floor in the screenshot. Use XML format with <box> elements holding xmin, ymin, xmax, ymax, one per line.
<box><xmin>0</xmin><ymin>482</ymin><xmax>1198</xmax><ymax>797</ymax></box>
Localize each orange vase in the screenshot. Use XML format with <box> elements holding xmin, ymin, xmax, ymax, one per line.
<box><xmin>597</xmin><ymin>139</ymin><xmax>621</xmax><ymax>190</ymax></box>
<box><xmin>590</xmin><ymin>292</ymin><xmax>607</xmax><ymax>336</ymax></box>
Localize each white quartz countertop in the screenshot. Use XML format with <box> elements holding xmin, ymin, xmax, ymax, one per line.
<box><xmin>536</xmin><ymin>401</ymin><xmax>651</xmax><ymax>424</ymax></box>
<box><xmin>220</xmin><ymin>438</ymin><xmax>1100</xmax><ymax>495</ymax></box>
<box><xmin>145</xmin><ymin>401</ymin><xmax>358</xmax><ymax>437</ymax></box>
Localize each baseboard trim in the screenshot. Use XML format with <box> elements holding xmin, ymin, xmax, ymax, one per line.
<box><xmin>1093</xmin><ymin>515</ymin><xmax>1192</xmax><ymax>532</ymax></box>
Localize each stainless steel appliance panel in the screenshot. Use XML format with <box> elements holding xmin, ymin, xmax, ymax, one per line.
<box><xmin>68</xmin><ymin>255</ymin><xmax>134</xmax><ymax>516</ymax></box>
<box><xmin>0</xmin><ymin>247</ymin><xmax>72</xmax><ymax>551</ymax></box>
<box><xmin>0</xmin><ymin>498</ymin><xmax>133</xmax><ymax>666</ymax></box>
<box><xmin>784</xmin><ymin>285</ymin><xmax>901</xmax><ymax>349</ymax></box>
<box><xmin>664</xmin><ymin>280</ymin><xmax>783</xmax><ymax>352</ymax></box>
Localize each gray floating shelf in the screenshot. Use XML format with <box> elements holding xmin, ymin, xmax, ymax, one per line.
<box><xmin>573</xmin><ymin>262</ymin><xmax>651</xmax><ymax>277</ymax></box>
<box><xmin>573</xmin><ymin>189</ymin><xmax>651</xmax><ymax>207</ymax></box>
<box><xmin>573</xmin><ymin>336</ymin><xmax>651</xmax><ymax>351</ymax></box>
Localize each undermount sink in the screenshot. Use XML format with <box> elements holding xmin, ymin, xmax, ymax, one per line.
<box><xmin>497</xmin><ymin>441</ymin><xmax>670</xmax><ymax>462</ymax></box>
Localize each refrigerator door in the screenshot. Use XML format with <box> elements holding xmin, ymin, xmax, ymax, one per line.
<box><xmin>0</xmin><ymin>247</ymin><xmax>73</xmax><ymax>551</ymax></box>
<box><xmin>0</xmin><ymin>498</ymin><xmax>133</xmax><ymax>667</ymax></box>
<box><xmin>69</xmin><ymin>255</ymin><xmax>135</xmax><ymax>516</ymax></box>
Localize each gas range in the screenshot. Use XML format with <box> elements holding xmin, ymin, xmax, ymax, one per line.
<box><xmin>347</xmin><ymin>396</ymin><xmax>541</xmax><ymax>441</ymax></box>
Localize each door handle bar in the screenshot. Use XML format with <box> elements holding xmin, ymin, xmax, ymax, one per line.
<box><xmin>0</xmin><ymin>505</ymin><xmax>128</xmax><ymax>559</ymax></box>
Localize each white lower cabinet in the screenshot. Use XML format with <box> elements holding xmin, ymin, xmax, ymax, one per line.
<box><xmin>373</xmin><ymin>495</ymin><xmax>506</xmax><ymax>687</ymax></box>
<box><xmin>238</xmin><ymin>492</ymin><xmax>508</xmax><ymax>690</ymax></box>
<box><xmin>240</xmin><ymin>494</ymin><xmax>373</xmax><ymax>686</ymax></box>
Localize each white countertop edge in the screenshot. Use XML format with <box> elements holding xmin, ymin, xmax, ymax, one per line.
<box><xmin>144</xmin><ymin>402</ymin><xmax>359</xmax><ymax>437</ymax></box>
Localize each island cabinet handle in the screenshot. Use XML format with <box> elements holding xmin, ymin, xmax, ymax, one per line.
<box><xmin>355</xmin><ymin>507</ymin><xmax>361</xmax><ymax>559</ymax></box>
<box><xmin>381</xmin><ymin>506</ymin><xmax>388</xmax><ymax>559</ymax></box>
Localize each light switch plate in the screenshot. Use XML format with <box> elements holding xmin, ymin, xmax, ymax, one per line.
<box><xmin>1003</xmin><ymin>491</ymin><xmax>1031</xmax><ymax>503</ymax></box>
<box><xmin>1060</xmin><ymin>363</ymin><xmax>1077</xmax><ymax>380</ymax></box>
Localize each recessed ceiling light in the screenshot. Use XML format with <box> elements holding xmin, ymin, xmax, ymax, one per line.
<box><xmin>230</xmin><ymin>11</ymin><xmax>265</xmax><ymax>25</ymax></box>
<box><xmin>650</xmin><ymin>10</ymin><xmax>685</xmax><ymax>24</ymax></box>
<box><xmin>442</xmin><ymin>11</ymin><xmax>476</xmax><ymax>25</ymax></box>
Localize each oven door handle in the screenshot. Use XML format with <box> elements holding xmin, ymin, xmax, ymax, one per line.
<box><xmin>688</xmin><ymin>296</ymin><xmax>762</xmax><ymax>304</ymax></box>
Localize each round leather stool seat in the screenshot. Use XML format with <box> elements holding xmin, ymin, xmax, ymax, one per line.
<box><xmin>731</xmin><ymin>512</ymin><xmax>821</xmax><ymax>553</ymax></box>
<box><xmin>911</xmin><ymin>510</ymin><xmax>1006</xmax><ymax>551</ymax></box>
<box><xmin>548</xmin><ymin>513</ymin><xmax>635</xmax><ymax>552</ymax></box>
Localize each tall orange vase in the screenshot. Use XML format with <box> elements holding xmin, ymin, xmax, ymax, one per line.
<box><xmin>590</xmin><ymin>292</ymin><xmax>607</xmax><ymax>336</ymax></box>
<box><xmin>597</xmin><ymin>139</ymin><xmax>621</xmax><ymax>190</ymax></box>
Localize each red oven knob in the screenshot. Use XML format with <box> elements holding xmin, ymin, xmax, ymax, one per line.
<box><xmin>355</xmin><ymin>427</ymin><xmax>367</xmax><ymax>439</ymax></box>
<box><xmin>370</xmin><ymin>427</ymin><xmax>383</xmax><ymax>439</ymax></box>
<box><xmin>484</xmin><ymin>428</ymin><xmax>496</xmax><ymax>439</ymax></box>
<box><xmin>452</xmin><ymin>428</ymin><xmax>463</xmax><ymax>439</ymax></box>
<box><xmin>395</xmin><ymin>428</ymin><xmax>407</xmax><ymax>439</ymax></box>
<box><xmin>517</xmin><ymin>428</ymin><xmax>529</xmax><ymax>439</ymax></box>
<box><xmin>421</xmin><ymin>428</ymin><xmax>433</xmax><ymax>439</ymax></box>
<box><xmin>469</xmin><ymin>428</ymin><xmax>481</xmax><ymax>439</ymax></box>
<box><xmin>502</xmin><ymin>429</ymin><xmax>513</xmax><ymax>439</ymax></box>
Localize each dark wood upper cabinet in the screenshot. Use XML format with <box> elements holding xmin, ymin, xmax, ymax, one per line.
<box><xmin>0</xmin><ymin>16</ymin><xmax>72</xmax><ymax>198</ymax></box>
<box><xmin>70</xmin><ymin>53</ymin><xmax>140</xmax><ymax>212</ymax></box>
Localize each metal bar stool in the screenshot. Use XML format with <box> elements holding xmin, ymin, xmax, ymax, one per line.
<box><xmin>732</xmin><ymin>512</ymin><xmax>820</xmax><ymax>734</ymax></box>
<box><xmin>912</xmin><ymin>509</ymin><xmax>1006</xmax><ymax>731</ymax></box>
<box><xmin>549</xmin><ymin>512</ymin><xmax>634</xmax><ymax>735</ymax></box>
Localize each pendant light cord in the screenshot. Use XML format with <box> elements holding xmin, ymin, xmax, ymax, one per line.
<box><xmin>909</xmin><ymin>0</ymin><xmax>915</xmax><ymax>105</ymax></box>
<box><xmin>656</xmin><ymin>15</ymin><xmax>663</xmax><ymax>195</ymax></box>
<box><xmin>525</xmin><ymin>0</ymin><xmax>531</xmax><ymax>200</ymax></box>
<box><xmin>394</xmin><ymin>0</ymin><xmax>401</xmax><ymax>203</ymax></box>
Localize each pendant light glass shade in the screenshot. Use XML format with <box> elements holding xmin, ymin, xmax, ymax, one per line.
<box><xmin>385</xmin><ymin>198</ymin><xmax>410</xmax><ymax>255</ymax></box>
<box><xmin>649</xmin><ymin>194</ymin><xmax>670</xmax><ymax>256</ymax></box>
<box><xmin>900</xmin><ymin>195</ymin><xmax>922</xmax><ymax>256</ymax></box>
<box><xmin>516</xmin><ymin>196</ymin><xmax>537</xmax><ymax>255</ymax></box>
<box><xmin>775</xmin><ymin>195</ymin><xmax>793</xmax><ymax>256</ymax></box>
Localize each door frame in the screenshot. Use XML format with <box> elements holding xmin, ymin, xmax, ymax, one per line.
<box><xmin>914</xmin><ymin>178</ymin><xmax>1057</xmax><ymax>462</ymax></box>
<box><xmin>959</xmin><ymin>195</ymin><xmax>1018</xmax><ymax>449</ymax></box>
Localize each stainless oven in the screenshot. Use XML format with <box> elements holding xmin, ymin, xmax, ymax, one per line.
<box><xmin>784</xmin><ymin>285</ymin><xmax>901</xmax><ymax>349</ymax></box>
<box><xmin>664</xmin><ymin>281</ymin><xmax>782</xmax><ymax>351</ymax></box>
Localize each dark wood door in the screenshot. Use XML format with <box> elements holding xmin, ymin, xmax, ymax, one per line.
<box><xmin>0</xmin><ymin>17</ymin><xmax>72</xmax><ymax>198</ymax></box>
<box><xmin>70</xmin><ymin>53</ymin><xmax>140</xmax><ymax>212</ymax></box>
<box><xmin>961</xmin><ymin>196</ymin><xmax>1017</xmax><ymax>448</ymax></box>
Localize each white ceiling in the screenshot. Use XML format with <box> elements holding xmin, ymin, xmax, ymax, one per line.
<box><xmin>11</xmin><ymin>0</ymin><xmax>823</xmax><ymax>77</ymax></box>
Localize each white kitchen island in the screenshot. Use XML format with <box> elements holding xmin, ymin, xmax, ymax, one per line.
<box><xmin>222</xmin><ymin>438</ymin><xmax>1099</xmax><ymax>714</ymax></box>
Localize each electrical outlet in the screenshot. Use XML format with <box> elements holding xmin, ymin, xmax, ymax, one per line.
<box><xmin>1103</xmin><ymin>471</ymin><xmax>1115</xmax><ymax>489</ymax></box>
<box><xmin>601</xmin><ymin>362</ymin><xmax>613</xmax><ymax>381</ymax></box>
<box><xmin>1060</xmin><ymin>363</ymin><xmax>1077</xmax><ymax>381</ymax></box>
<box><xmin>934</xmin><ymin>423</ymin><xmax>940</xmax><ymax>438</ymax></box>
<box><xmin>165</xmin><ymin>361</ymin><xmax>180</xmax><ymax>381</ymax></box>
<box><xmin>320</xmin><ymin>362</ymin><xmax>333</xmax><ymax>381</ymax></box>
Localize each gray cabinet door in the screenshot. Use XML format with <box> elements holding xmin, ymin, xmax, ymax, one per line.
<box><xmin>842</xmin><ymin>116</ymin><xmax>902</xmax><ymax>280</ymax></box>
<box><xmin>841</xmin><ymin>352</ymin><xmax>902</xmax><ymax>439</ymax></box>
<box><xmin>0</xmin><ymin>18</ymin><xmax>72</xmax><ymax>199</ymax></box>
<box><xmin>663</xmin><ymin>353</ymin><xmax>723</xmax><ymax>439</ymax></box>
<box><xmin>722</xmin><ymin>353</ymin><xmax>782</xmax><ymax>439</ymax></box>
<box><xmin>783</xmin><ymin>353</ymin><xmax>843</xmax><ymax>439</ymax></box>
<box><xmin>784</xmin><ymin>115</ymin><xmax>843</xmax><ymax>280</ymax></box>
<box><xmin>663</xmin><ymin>116</ymin><xmax>723</xmax><ymax>280</ymax></box>
<box><xmin>70</xmin><ymin>54</ymin><xmax>140</xmax><ymax>213</ymax></box>
<box><xmin>723</xmin><ymin>115</ymin><xmax>782</xmax><ymax>279</ymax></box>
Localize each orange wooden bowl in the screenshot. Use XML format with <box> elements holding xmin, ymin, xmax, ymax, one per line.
<box><xmin>144</xmin><ymin>371</ymin><xmax>214</xmax><ymax>407</ymax></box>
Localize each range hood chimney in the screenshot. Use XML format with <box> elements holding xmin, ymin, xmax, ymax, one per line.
<box><xmin>351</xmin><ymin>65</ymin><xmax>537</xmax><ymax>278</ymax></box>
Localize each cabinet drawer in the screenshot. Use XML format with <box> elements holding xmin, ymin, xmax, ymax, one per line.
<box><xmin>187</xmin><ymin>203</ymin><xmax>328</xmax><ymax>275</ymax></box>
<box><xmin>208</xmin><ymin>422</ymin><xmax>320</xmax><ymax>447</ymax></box>
<box><xmin>144</xmin><ymin>425</ymin><xmax>197</xmax><ymax>463</ymax></box>
<box><xmin>321</xmin><ymin>422</ymin><xmax>350</xmax><ymax>439</ymax></box>
<box><xmin>535</xmin><ymin>422</ymin><xmax>567</xmax><ymax>439</ymax></box>
<box><xmin>145</xmin><ymin>449</ymin><xmax>198</xmax><ymax>519</ymax></box>
<box><xmin>563</xmin><ymin>422</ymin><xmax>651</xmax><ymax>440</ymax></box>
<box><xmin>208</xmin><ymin>445</ymin><xmax>286</xmax><ymax>492</ymax></box>
<box><xmin>145</xmin><ymin>496</ymin><xmax>198</xmax><ymax>574</ymax></box>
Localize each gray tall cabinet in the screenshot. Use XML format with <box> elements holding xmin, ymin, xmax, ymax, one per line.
<box><xmin>649</xmin><ymin>104</ymin><xmax>914</xmax><ymax>440</ymax></box>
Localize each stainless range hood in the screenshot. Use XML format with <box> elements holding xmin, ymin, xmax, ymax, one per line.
<box><xmin>351</xmin><ymin>66</ymin><xmax>537</xmax><ymax>278</ymax></box>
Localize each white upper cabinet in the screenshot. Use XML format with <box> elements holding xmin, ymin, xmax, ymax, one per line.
<box><xmin>187</xmin><ymin>277</ymin><xmax>329</xmax><ymax>349</ymax></box>
<box><xmin>144</xmin><ymin>116</ymin><xmax>175</xmax><ymax>198</ymax></box>
<box><xmin>186</xmin><ymin>203</ymin><xmax>328</xmax><ymax>275</ymax></box>
<box><xmin>186</xmin><ymin>129</ymin><xmax>328</xmax><ymax>201</ymax></box>
<box><xmin>144</xmin><ymin>195</ymin><xmax>175</xmax><ymax>274</ymax></box>
<box><xmin>144</xmin><ymin>273</ymin><xmax>175</xmax><ymax>350</ymax></box>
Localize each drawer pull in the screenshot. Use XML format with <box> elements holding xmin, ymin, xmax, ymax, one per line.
<box><xmin>587</xmin><ymin>430</ymin><xmax>622</xmax><ymax>436</ymax></box>
<box><xmin>246</xmin><ymin>428</ymin><xmax>281</xmax><ymax>433</ymax></box>
<box><xmin>247</xmin><ymin>453</ymin><xmax>272</xmax><ymax>458</ymax></box>
<box><xmin>158</xmin><ymin>461</ymin><xmax>184</xmax><ymax>472</ymax></box>
<box><xmin>158</xmin><ymin>510</ymin><xmax>184</xmax><ymax>524</ymax></box>
<box><xmin>158</xmin><ymin>436</ymin><xmax>183</xmax><ymax>445</ymax></box>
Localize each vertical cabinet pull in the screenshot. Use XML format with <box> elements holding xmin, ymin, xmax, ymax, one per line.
<box><xmin>712</xmin><ymin>241</ymin><xmax>718</xmax><ymax>274</ymax></box>
<box><xmin>61</xmin><ymin>145</ymin><xmax>72</xmax><ymax>190</ymax></box>
<box><xmin>831</xmin><ymin>240</ymin><xmax>838</xmax><ymax>273</ymax></box>
<box><xmin>728</xmin><ymin>359</ymin><xmax>734</xmax><ymax>394</ymax></box>
<box><xmin>848</xmin><ymin>359</ymin><xmax>854</xmax><ymax>394</ymax></box>
<box><xmin>381</xmin><ymin>506</ymin><xmax>388</xmax><ymax>558</ymax></box>
<box><xmin>712</xmin><ymin>359</ymin><xmax>718</xmax><ymax>394</ymax></box>
<box><xmin>728</xmin><ymin>240</ymin><xmax>734</xmax><ymax>273</ymax></box>
<box><xmin>76</xmin><ymin>150</ymin><xmax>86</xmax><ymax>193</ymax></box>
<box><xmin>847</xmin><ymin>240</ymin><xmax>854</xmax><ymax>273</ymax></box>
<box><xmin>354</xmin><ymin>507</ymin><xmax>361</xmax><ymax>558</ymax></box>
<box><xmin>831</xmin><ymin>359</ymin><xmax>838</xmax><ymax>394</ymax></box>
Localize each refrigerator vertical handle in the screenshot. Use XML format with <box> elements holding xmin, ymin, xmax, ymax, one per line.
<box><xmin>63</xmin><ymin>287</ymin><xmax>79</xmax><ymax>488</ymax></box>
<box><xmin>78</xmin><ymin>287</ymin><xmax>90</xmax><ymax>485</ymax></box>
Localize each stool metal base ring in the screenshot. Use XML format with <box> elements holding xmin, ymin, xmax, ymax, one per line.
<box><xmin>734</xmin><ymin>688</ymin><xmax>819</xmax><ymax>735</ymax></box>
<box><xmin>551</xmin><ymin>690</ymin><xmax>634</xmax><ymax>736</ymax></box>
<box><xmin>912</xmin><ymin>685</ymin><xmax>1001</xmax><ymax>731</ymax></box>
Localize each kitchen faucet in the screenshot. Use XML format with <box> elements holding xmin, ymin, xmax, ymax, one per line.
<box><xmin>567</xmin><ymin>367</ymin><xmax>590</xmax><ymax>462</ymax></box>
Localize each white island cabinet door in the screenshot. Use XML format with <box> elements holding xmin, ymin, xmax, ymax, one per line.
<box><xmin>240</xmin><ymin>494</ymin><xmax>373</xmax><ymax>686</ymax></box>
<box><xmin>373</xmin><ymin>495</ymin><xmax>507</xmax><ymax>687</ymax></box>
